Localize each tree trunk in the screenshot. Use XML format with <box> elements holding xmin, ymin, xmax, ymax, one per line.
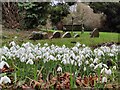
<box><xmin>2</xmin><ymin>2</ymin><xmax>20</xmax><ymax>29</ymax></box>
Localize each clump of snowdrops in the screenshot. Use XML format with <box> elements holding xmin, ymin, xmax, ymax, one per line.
<box><xmin>0</xmin><ymin>41</ymin><xmax>119</xmax><ymax>88</ymax></box>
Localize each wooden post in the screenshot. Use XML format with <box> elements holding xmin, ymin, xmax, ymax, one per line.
<box><xmin>72</xmin><ymin>17</ymin><xmax>74</xmax><ymax>34</ymax></box>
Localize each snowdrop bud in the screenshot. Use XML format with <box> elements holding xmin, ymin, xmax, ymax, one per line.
<box><xmin>113</xmin><ymin>66</ymin><xmax>116</xmax><ymax>70</ymax></box>
<box><xmin>14</xmin><ymin>36</ymin><xmax>17</xmax><ymax>39</ymax></box>
<box><xmin>102</xmin><ymin>77</ymin><xmax>107</xmax><ymax>83</ymax></box>
<box><xmin>0</xmin><ymin>76</ymin><xmax>11</xmax><ymax>84</ymax></box>
<box><xmin>100</xmin><ymin>68</ymin><xmax>105</xmax><ymax>74</ymax></box>
<box><xmin>0</xmin><ymin>61</ymin><xmax>10</xmax><ymax>69</ymax></box>
<box><xmin>90</xmin><ymin>58</ymin><xmax>93</xmax><ymax>61</ymax></box>
<box><xmin>84</xmin><ymin>67</ymin><xmax>86</xmax><ymax>71</ymax></box>
<box><xmin>82</xmin><ymin>44</ymin><xmax>85</xmax><ymax>47</ymax></box>
<box><xmin>85</xmin><ymin>60</ymin><xmax>89</xmax><ymax>65</ymax></box>
<box><xmin>57</xmin><ymin>66</ymin><xmax>62</xmax><ymax>72</ymax></box>
<box><xmin>26</xmin><ymin>59</ymin><xmax>34</xmax><ymax>65</ymax></box>
<box><xmin>90</xmin><ymin>63</ymin><xmax>94</xmax><ymax>68</ymax></box>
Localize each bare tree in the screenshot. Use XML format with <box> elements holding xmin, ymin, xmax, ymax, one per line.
<box><xmin>2</xmin><ymin>2</ymin><xmax>19</xmax><ymax>28</ymax></box>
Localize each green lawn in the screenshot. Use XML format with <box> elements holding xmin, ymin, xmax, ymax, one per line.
<box><xmin>1</xmin><ymin>29</ymin><xmax>119</xmax><ymax>47</ymax></box>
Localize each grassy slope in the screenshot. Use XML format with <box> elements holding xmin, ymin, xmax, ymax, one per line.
<box><xmin>2</xmin><ymin>29</ymin><xmax>119</xmax><ymax>47</ymax></box>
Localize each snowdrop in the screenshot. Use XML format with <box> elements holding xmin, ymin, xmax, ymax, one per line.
<box><xmin>113</xmin><ymin>66</ymin><xmax>116</xmax><ymax>70</ymax></box>
<box><xmin>105</xmin><ymin>68</ymin><xmax>112</xmax><ymax>75</ymax></box>
<box><xmin>84</xmin><ymin>67</ymin><xmax>86</xmax><ymax>71</ymax></box>
<box><xmin>1</xmin><ymin>56</ymin><xmax>7</xmax><ymax>61</ymax></box>
<box><xmin>0</xmin><ymin>61</ymin><xmax>9</xmax><ymax>69</ymax></box>
<box><xmin>9</xmin><ymin>41</ymin><xmax>16</xmax><ymax>46</ymax></box>
<box><xmin>26</xmin><ymin>59</ymin><xmax>34</xmax><ymax>65</ymax></box>
<box><xmin>103</xmin><ymin>64</ymin><xmax>108</xmax><ymax>68</ymax></box>
<box><xmin>90</xmin><ymin>63</ymin><xmax>95</xmax><ymax>68</ymax></box>
<box><xmin>75</xmin><ymin>42</ymin><xmax>81</xmax><ymax>47</ymax></box>
<box><xmin>93</xmin><ymin>58</ymin><xmax>99</xmax><ymax>63</ymax></box>
<box><xmin>57</xmin><ymin>66</ymin><xmax>62</xmax><ymax>72</ymax></box>
<box><xmin>0</xmin><ymin>76</ymin><xmax>11</xmax><ymax>84</ymax></box>
<box><xmin>85</xmin><ymin>60</ymin><xmax>89</xmax><ymax>65</ymax></box>
<box><xmin>102</xmin><ymin>77</ymin><xmax>107</xmax><ymax>83</ymax></box>
<box><xmin>82</xmin><ymin>44</ymin><xmax>85</xmax><ymax>47</ymax></box>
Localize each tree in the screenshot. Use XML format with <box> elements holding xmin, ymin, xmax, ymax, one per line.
<box><xmin>89</xmin><ymin>2</ymin><xmax>120</xmax><ymax>32</ymax></box>
<box><xmin>18</xmin><ymin>2</ymin><xmax>50</xmax><ymax>29</ymax></box>
<box><xmin>49</xmin><ymin>2</ymin><xmax>76</xmax><ymax>29</ymax></box>
<box><xmin>2</xmin><ymin>2</ymin><xmax>20</xmax><ymax>28</ymax></box>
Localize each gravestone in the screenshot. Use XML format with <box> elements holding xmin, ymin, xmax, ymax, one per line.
<box><xmin>62</xmin><ymin>32</ymin><xmax>71</xmax><ymax>38</ymax></box>
<box><xmin>74</xmin><ymin>34</ymin><xmax>80</xmax><ymax>38</ymax></box>
<box><xmin>50</xmin><ymin>31</ymin><xmax>61</xmax><ymax>39</ymax></box>
<box><xmin>29</xmin><ymin>31</ymin><xmax>43</xmax><ymax>40</ymax></box>
<box><xmin>90</xmin><ymin>28</ymin><xmax>99</xmax><ymax>38</ymax></box>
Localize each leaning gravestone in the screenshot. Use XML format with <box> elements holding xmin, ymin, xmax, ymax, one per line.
<box><xmin>50</xmin><ymin>31</ymin><xmax>61</xmax><ymax>39</ymax></box>
<box><xmin>62</xmin><ymin>32</ymin><xmax>71</xmax><ymax>38</ymax></box>
<box><xmin>74</xmin><ymin>34</ymin><xmax>80</xmax><ymax>38</ymax></box>
<box><xmin>29</xmin><ymin>31</ymin><xmax>43</xmax><ymax>40</ymax></box>
<box><xmin>90</xmin><ymin>28</ymin><xmax>99</xmax><ymax>38</ymax></box>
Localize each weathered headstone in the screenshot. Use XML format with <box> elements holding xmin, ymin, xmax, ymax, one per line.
<box><xmin>50</xmin><ymin>31</ymin><xmax>61</xmax><ymax>39</ymax></box>
<box><xmin>29</xmin><ymin>31</ymin><xmax>43</xmax><ymax>40</ymax></box>
<box><xmin>90</xmin><ymin>28</ymin><xmax>99</xmax><ymax>38</ymax></box>
<box><xmin>62</xmin><ymin>32</ymin><xmax>71</xmax><ymax>38</ymax></box>
<box><xmin>74</xmin><ymin>34</ymin><xmax>80</xmax><ymax>38</ymax></box>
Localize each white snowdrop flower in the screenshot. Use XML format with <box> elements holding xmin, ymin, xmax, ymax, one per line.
<box><xmin>102</xmin><ymin>77</ymin><xmax>107</xmax><ymax>83</ymax></box>
<box><xmin>57</xmin><ymin>66</ymin><xmax>62</xmax><ymax>72</ymax></box>
<box><xmin>113</xmin><ymin>66</ymin><xmax>116</xmax><ymax>70</ymax></box>
<box><xmin>94</xmin><ymin>64</ymin><xmax>99</xmax><ymax>69</ymax></box>
<box><xmin>26</xmin><ymin>59</ymin><xmax>34</xmax><ymax>65</ymax></box>
<box><xmin>76</xmin><ymin>42</ymin><xmax>81</xmax><ymax>47</ymax></box>
<box><xmin>36</xmin><ymin>56</ymin><xmax>42</xmax><ymax>59</ymax></box>
<box><xmin>90</xmin><ymin>63</ymin><xmax>94</xmax><ymax>68</ymax></box>
<box><xmin>98</xmin><ymin>63</ymin><xmax>103</xmax><ymax>68</ymax></box>
<box><xmin>9</xmin><ymin>41</ymin><xmax>16</xmax><ymax>46</ymax></box>
<box><xmin>82</xmin><ymin>44</ymin><xmax>85</xmax><ymax>47</ymax></box>
<box><xmin>20</xmin><ymin>57</ymin><xmax>26</xmax><ymax>62</ymax></box>
<box><xmin>109</xmin><ymin>53</ymin><xmax>114</xmax><ymax>57</ymax></box>
<box><xmin>101</xmin><ymin>68</ymin><xmax>105</xmax><ymax>74</ymax></box>
<box><xmin>0</xmin><ymin>76</ymin><xmax>11</xmax><ymax>84</ymax></box>
<box><xmin>1</xmin><ymin>56</ymin><xmax>7</xmax><ymax>60</ymax></box>
<box><xmin>93</xmin><ymin>58</ymin><xmax>99</xmax><ymax>63</ymax></box>
<box><xmin>90</xmin><ymin>58</ymin><xmax>93</xmax><ymax>62</ymax></box>
<box><xmin>29</xmin><ymin>53</ymin><xmax>35</xmax><ymax>59</ymax></box>
<box><xmin>85</xmin><ymin>60</ymin><xmax>89</xmax><ymax>65</ymax></box>
<box><xmin>105</xmin><ymin>69</ymin><xmax>112</xmax><ymax>75</ymax></box>
<box><xmin>103</xmin><ymin>64</ymin><xmax>108</xmax><ymax>68</ymax></box>
<box><xmin>0</xmin><ymin>61</ymin><xmax>9</xmax><ymax>69</ymax></box>
<box><xmin>14</xmin><ymin>36</ymin><xmax>17</xmax><ymax>39</ymax></box>
<box><xmin>97</xmin><ymin>50</ymin><xmax>104</xmax><ymax>57</ymax></box>
<box><xmin>84</xmin><ymin>67</ymin><xmax>86</xmax><ymax>71</ymax></box>
<box><xmin>44</xmin><ymin>43</ymin><xmax>48</xmax><ymax>47</ymax></box>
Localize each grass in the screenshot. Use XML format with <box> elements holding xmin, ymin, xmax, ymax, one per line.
<box><xmin>1</xmin><ymin>28</ymin><xmax>119</xmax><ymax>47</ymax></box>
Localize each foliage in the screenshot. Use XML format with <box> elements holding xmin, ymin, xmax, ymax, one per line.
<box><xmin>50</xmin><ymin>2</ymin><xmax>76</xmax><ymax>25</ymax></box>
<box><xmin>18</xmin><ymin>2</ymin><xmax>50</xmax><ymax>29</ymax></box>
<box><xmin>89</xmin><ymin>2</ymin><xmax>120</xmax><ymax>32</ymax></box>
<box><xmin>18</xmin><ymin>2</ymin><xmax>76</xmax><ymax>29</ymax></box>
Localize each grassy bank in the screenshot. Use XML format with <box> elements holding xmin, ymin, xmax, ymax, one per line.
<box><xmin>2</xmin><ymin>29</ymin><xmax>119</xmax><ymax>47</ymax></box>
